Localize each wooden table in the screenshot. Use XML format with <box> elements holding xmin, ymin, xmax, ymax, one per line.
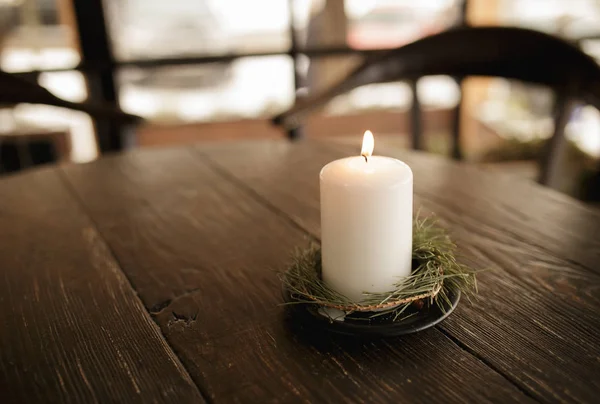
<box><xmin>1</xmin><ymin>138</ymin><xmax>599</xmax><ymax>403</ymax></box>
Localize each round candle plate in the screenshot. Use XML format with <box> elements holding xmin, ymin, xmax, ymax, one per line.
<box><xmin>283</xmin><ymin>285</ymin><xmax>460</xmax><ymax>338</ymax></box>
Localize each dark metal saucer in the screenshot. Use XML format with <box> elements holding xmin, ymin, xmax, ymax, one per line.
<box><xmin>283</xmin><ymin>285</ymin><xmax>460</xmax><ymax>338</ymax></box>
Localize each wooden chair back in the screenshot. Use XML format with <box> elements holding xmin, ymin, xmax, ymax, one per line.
<box><xmin>274</xmin><ymin>27</ymin><xmax>600</xmax><ymax>186</ymax></box>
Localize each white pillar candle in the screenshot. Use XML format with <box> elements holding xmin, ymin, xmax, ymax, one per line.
<box><xmin>320</xmin><ymin>131</ymin><xmax>413</xmax><ymax>302</ymax></box>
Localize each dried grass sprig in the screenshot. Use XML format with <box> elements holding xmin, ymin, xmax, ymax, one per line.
<box><xmin>281</xmin><ymin>216</ymin><xmax>477</xmax><ymax>320</ymax></box>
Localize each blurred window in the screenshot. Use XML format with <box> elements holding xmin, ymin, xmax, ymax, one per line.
<box><xmin>102</xmin><ymin>0</ymin><xmax>292</xmax><ymax>60</ymax></box>
<box><xmin>118</xmin><ymin>56</ymin><xmax>294</xmax><ymax>123</ymax></box>
<box><xmin>498</xmin><ymin>0</ymin><xmax>600</xmax><ymax>41</ymax></box>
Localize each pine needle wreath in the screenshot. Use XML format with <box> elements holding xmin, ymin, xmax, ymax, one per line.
<box><xmin>281</xmin><ymin>216</ymin><xmax>477</xmax><ymax>321</ymax></box>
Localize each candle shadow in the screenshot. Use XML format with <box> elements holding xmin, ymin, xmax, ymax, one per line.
<box><xmin>280</xmin><ymin>307</ymin><xmax>451</xmax><ymax>384</ymax></box>
<box><xmin>281</xmin><ymin>306</ymin><xmax>429</xmax><ymax>353</ymax></box>
<box><xmin>282</xmin><ymin>309</ymin><xmax>362</xmax><ymax>351</ymax></box>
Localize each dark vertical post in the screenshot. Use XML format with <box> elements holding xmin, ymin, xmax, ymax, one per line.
<box><xmin>450</xmin><ymin>80</ymin><xmax>464</xmax><ymax>160</ymax></box>
<box><xmin>71</xmin><ymin>0</ymin><xmax>128</xmax><ymax>153</ymax></box>
<box><xmin>450</xmin><ymin>0</ymin><xmax>469</xmax><ymax>160</ymax></box>
<box><xmin>409</xmin><ymin>79</ymin><xmax>423</xmax><ymax>150</ymax></box>
<box><xmin>457</xmin><ymin>0</ymin><xmax>469</xmax><ymax>26</ymax></box>
<box><xmin>287</xmin><ymin>0</ymin><xmax>303</xmax><ymax>140</ymax></box>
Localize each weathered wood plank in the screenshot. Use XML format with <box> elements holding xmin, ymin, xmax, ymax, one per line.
<box><xmin>0</xmin><ymin>168</ymin><xmax>204</xmax><ymax>403</ymax></box>
<box><xmin>62</xmin><ymin>146</ymin><xmax>532</xmax><ymax>403</ymax></box>
<box><xmin>198</xmin><ymin>139</ymin><xmax>600</xmax><ymax>403</ymax></box>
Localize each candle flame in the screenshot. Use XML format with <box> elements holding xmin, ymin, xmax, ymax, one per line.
<box><xmin>361</xmin><ymin>130</ymin><xmax>374</xmax><ymax>162</ymax></box>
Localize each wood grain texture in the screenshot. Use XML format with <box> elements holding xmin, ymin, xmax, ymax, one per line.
<box><xmin>198</xmin><ymin>138</ymin><xmax>600</xmax><ymax>403</ymax></box>
<box><xmin>62</xmin><ymin>146</ymin><xmax>532</xmax><ymax>403</ymax></box>
<box><xmin>0</xmin><ymin>168</ymin><xmax>204</xmax><ymax>403</ymax></box>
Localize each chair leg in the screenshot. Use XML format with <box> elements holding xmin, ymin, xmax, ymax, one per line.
<box><xmin>450</xmin><ymin>77</ymin><xmax>464</xmax><ymax>160</ymax></box>
<box><xmin>538</xmin><ymin>93</ymin><xmax>575</xmax><ymax>187</ymax></box>
<box><xmin>409</xmin><ymin>79</ymin><xmax>423</xmax><ymax>150</ymax></box>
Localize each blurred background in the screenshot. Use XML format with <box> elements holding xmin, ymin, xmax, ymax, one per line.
<box><xmin>1</xmin><ymin>0</ymin><xmax>600</xmax><ymax>200</ymax></box>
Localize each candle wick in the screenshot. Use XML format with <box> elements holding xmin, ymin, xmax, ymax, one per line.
<box><xmin>362</xmin><ymin>154</ymin><xmax>368</xmax><ymax>163</ymax></box>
